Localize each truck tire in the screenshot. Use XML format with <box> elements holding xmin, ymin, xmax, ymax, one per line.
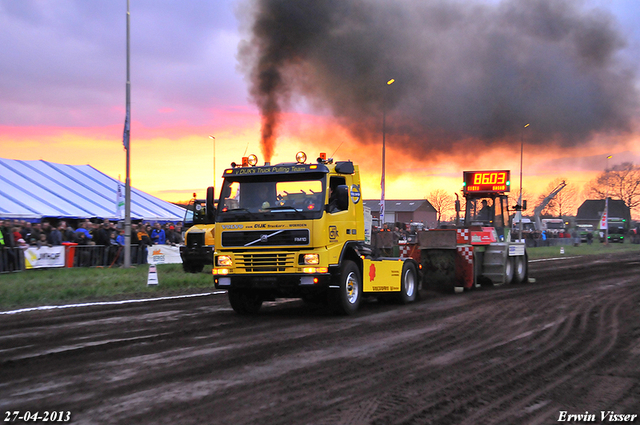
<box><xmin>513</xmin><ymin>255</ymin><xmax>528</xmax><ymax>284</ymax></box>
<box><xmin>228</xmin><ymin>289</ymin><xmax>263</xmax><ymax>315</ymax></box>
<box><xmin>397</xmin><ymin>262</ymin><xmax>418</xmax><ymax>304</ymax></box>
<box><xmin>182</xmin><ymin>261</ymin><xmax>204</xmax><ymax>273</ymax></box>
<box><xmin>331</xmin><ymin>260</ymin><xmax>361</xmax><ymax>315</ymax></box>
<box><xmin>505</xmin><ymin>257</ymin><xmax>515</xmax><ymax>285</ymax></box>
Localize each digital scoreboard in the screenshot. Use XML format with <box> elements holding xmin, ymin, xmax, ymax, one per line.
<box><xmin>463</xmin><ymin>170</ymin><xmax>510</xmax><ymax>194</ymax></box>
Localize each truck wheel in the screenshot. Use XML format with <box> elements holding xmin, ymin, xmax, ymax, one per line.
<box><xmin>182</xmin><ymin>261</ymin><xmax>204</xmax><ymax>273</ymax></box>
<box><xmin>513</xmin><ymin>255</ymin><xmax>528</xmax><ymax>284</ymax></box>
<box><xmin>228</xmin><ymin>289</ymin><xmax>263</xmax><ymax>315</ymax></box>
<box><xmin>505</xmin><ymin>257</ymin><xmax>515</xmax><ymax>284</ymax></box>
<box><xmin>331</xmin><ymin>260</ymin><xmax>361</xmax><ymax>315</ymax></box>
<box><xmin>397</xmin><ymin>262</ymin><xmax>418</xmax><ymax>304</ymax></box>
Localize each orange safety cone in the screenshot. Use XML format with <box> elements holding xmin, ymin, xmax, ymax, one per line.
<box><xmin>147</xmin><ymin>264</ymin><xmax>159</xmax><ymax>286</ymax></box>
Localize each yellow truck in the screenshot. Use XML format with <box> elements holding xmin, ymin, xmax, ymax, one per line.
<box><xmin>180</xmin><ymin>188</ymin><xmax>215</xmax><ymax>273</ymax></box>
<box><xmin>212</xmin><ymin>152</ymin><xmax>419</xmax><ymax>314</ymax></box>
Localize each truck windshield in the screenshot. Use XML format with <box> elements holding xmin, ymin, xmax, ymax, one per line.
<box><xmin>546</xmin><ymin>222</ymin><xmax>564</xmax><ymax>229</ymax></box>
<box><xmin>217</xmin><ymin>174</ymin><xmax>326</xmax><ymax>222</ymax></box>
<box><xmin>183</xmin><ymin>199</ymin><xmax>209</xmax><ymax>227</ymax></box>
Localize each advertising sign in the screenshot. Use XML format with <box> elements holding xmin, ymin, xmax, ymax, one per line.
<box><xmin>148</xmin><ymin>245</ymin><xmax>182</xmax><ymax>264</ymax></box>
<box><xmin>24</xmin><ymin>246</ymin><xmax>65</xmax><ymax>269</ymax></box>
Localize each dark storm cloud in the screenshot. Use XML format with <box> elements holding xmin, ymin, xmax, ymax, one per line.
<box><xmin>238</xmin><ymin>0</ymin><xmax>639</xmax><ymax>160</ymax></box>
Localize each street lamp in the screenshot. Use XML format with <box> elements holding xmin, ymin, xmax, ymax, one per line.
<box><xmin>209</xmin><ymin>135</ymin><xmax>216</xmax><ymax>192</ymax></box>
<box><xmin>603</xmin><ymin>154</ymin><xmax>612</xmax><ymax>245</ymax></box>
<box><xmin>380</xmin><ymin>78</ymin><xmax>395</xmax><ymax>227</ymax></box>
<box><xmin>518</xmin><ymin>123</ymin><xmax>530</xmax><ymax>241</ymax></box>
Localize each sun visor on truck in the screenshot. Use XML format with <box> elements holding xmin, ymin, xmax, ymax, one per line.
<box><xmin>335</xmin><ymin>161</ymin><xmax>354</xmax><ymax>174</ymax></box>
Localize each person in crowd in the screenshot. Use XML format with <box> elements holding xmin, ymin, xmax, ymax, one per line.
<box><xmin>164</xmin><ymin>223</ymin><xmax>175</xmax><ymax>245</ymax></box>
<box><xmin>93</xmin><ymin>220</ymin><xmax>111</xmax><ymax>247</ymax></box>
<box><xmin>74</xmin><ymin>231</ymin><xmax>91</xmax><ymax>267</ymax></box>
<box><xmin>128</xmin><ymin>224</ymin><xmax>140</xmax><ymax>257</ymax></box>
<box><xmin>59</xmin><ymin>221</ymin><xmax>76</xmax><ymax>243</ymax></box>
<box><xmin>151</xmin><ymin>222</ymin><xmax>166</xmax><ymax>245</ymax></box>
<box><xmin>41</xmin><ymin>222</ymin><xmax>52</xmax><ymax>239</ymax></box>
<box><xmin>1</xmin><ymin>221</ymin><xmax>18</xmax><ymax>271</ymax></box>
<box><xmin>75</xmin><ymin>221</ymin><xmax>93</xmax><ymax>241</ymax></box>
<box><xmin>30</xmin><ymin>222</ymin><xmax>42</xmax><ymax>244</ymax></box>
<box><xmin>137</xmin><ymin>225</ymin><xmax>153</xmax><ymax>264</ymax></box>
<box><xmin>0</xmin><ymin>225</ymin><xmax>4</xmax><ymax>272</ymax></box>
<box><xmin>12</xmin><ymin>226</ymin><xmax>27</xmax><ymax>249</ymax></box>
<box><xmin>173</xmin><ymin>223</ymin><xmax>184</xmax><ymax>245</ymax></box>
<box><xmin>20</xmin><ymin>222</ymin><xmax>33</xmax><ymax>242</ymax></box>
<box><xmin>107</xmin><ymin>229</ymin><xmax>121</xmax><ymax>266</ymax></box>
<box><xmin>48</xmin><ymin>224</ymin><xmax>63</xmax><ymax>246</ymax></box>
<box><xmin>116</xmin><ymin>229</ymin><xmax>125</xmax><ymax>246</ymax></box>
<box><xmin>37</xmin><ymin>233</ymin><xmax>51</xmax><ymax>248</ymax></box>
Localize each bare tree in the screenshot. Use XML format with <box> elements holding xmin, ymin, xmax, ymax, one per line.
<box><xmin>427</xmin><ymin>189</ymin><xmax>454</xmax><ymax>225</ymax></box>
<box><xmin>585</xmin><ymin>162</ymin><xmax>640</xmax><ymax>211</ymax></box>
<box><xmin>508</xmin><ymin>188</ymin><xmax>533</xmax><ymax>214</ymax></box>
<box><xmin>537</xmin><ymin>177</ymin><xmax>578</xmax><ymax>217</ymax></box>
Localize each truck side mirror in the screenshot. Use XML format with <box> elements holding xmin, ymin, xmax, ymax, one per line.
<box><xmin>336</xmin><ymin>185</ymin><xmax>350</xmax><ymax>211</ymax></box>
<box><xmin>206</xmin><ymin>186</ymin><xmax>216</xmax><ymax>222</ymax></box>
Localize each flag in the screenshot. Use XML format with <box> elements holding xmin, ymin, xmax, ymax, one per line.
<box><xmin>599</xmin><ymin>199</ymin><xmax>608</xmax><ymax>230</ymax></box>
<box><xmin>116</xmin><ymin>180</ymin><xmax>125</xmax><ymax>218</ymax></box>
<box><xmin>123</xmin><ymin>105</ymin><xmax>130</xmax><ymax>150</ymax></box>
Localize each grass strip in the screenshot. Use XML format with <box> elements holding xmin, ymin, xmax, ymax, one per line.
<box><xmin>1</xmin><ymin>243</ymin><xmax>638</xmax><ymax>311</ymax></box>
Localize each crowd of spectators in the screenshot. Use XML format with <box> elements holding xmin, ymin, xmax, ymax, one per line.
<box><xmin>0</xmin><ymin>219</ymin><xmax>184</xmax><ymax>272</ymax></box>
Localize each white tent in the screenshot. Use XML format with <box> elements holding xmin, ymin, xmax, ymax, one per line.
<box><xmin>0</xmin><ymin>158</ymin><xmax>185</xmax><ymax>222</ymax></box>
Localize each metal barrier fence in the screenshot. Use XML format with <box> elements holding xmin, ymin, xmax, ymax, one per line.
<box><xmin>72</xmin><ymin>244</ymin><xmax>148</xmax><ymax>268</ymax></box>
<box><xmin>0</xmin><ymin>244</ymin><xmax>149</xmax><ymax>273</ymax></box>
<box><xmin>0</xmin><ymin>247</ymin><xmax>25</xmax><ymax>273</ymax></box>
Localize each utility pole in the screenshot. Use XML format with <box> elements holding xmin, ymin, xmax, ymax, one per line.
<box><xmin>518</xmin><ymin>123</ymin><xmax>530</xmax><ymax>242</ymax></box>
<box><xmin>123</xmin><ymin>0</ymin><xmax>132</xmax><ymax>267</ymax></box>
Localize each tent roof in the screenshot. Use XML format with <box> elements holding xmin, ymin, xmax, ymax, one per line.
<box><xmin>0</xmin><ymin>158</ymin><xmax>185</xmax><ymax>222</ymax></box>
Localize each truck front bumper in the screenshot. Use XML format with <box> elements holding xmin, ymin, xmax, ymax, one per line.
<box><xmin>214</xmin><ymin>273</ymin><xmax>332</xmax><ymax>290</ymax></box>
<box><xmin>179</xmin><ymin>245</ymin><xmax>214</xmax><ymax>264</ymax></box>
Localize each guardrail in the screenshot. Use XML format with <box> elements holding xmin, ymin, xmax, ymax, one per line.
<box><xmin>0</xmin><ymin>244</ymin><xmax>150</xmax><ymax>273</ymax></box>
<box><xmin>0</xmin><ymin>247</ymin><xmax>25</xmax><ymax>272</ymax></box>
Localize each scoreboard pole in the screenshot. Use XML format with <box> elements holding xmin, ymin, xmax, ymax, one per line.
<box><xmin>519</xmin><ymin>140</ymin><xmax>524</xmax><ymax>241</ymax></box>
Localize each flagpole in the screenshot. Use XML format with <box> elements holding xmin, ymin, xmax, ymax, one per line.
<box><xmin>124</xmin><ymin>0</ymin><xmax>132</xmax><ymax>267</ymax></box>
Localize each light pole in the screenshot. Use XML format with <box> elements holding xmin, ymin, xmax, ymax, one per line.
<box><xmin>209</xmin><ymin>135</ymin><xmax>216</xmax><ymax>193</ymax></box>
<box><xmin>123</xmin><ymin>0</ymin><xmax>132</xmax><ymax>268</ymax></box>
<box><xmin>380</xmin><ymin>78</ymin><xmax>395</xmax><ymax>228</ymax></box>
<box><xmin>518</xmin><ymin>123</ymin><xmax>530</xmax><ymax>242</ymax></box>
<box><xmin>603</xmin><ymin>154</ymin><xmax>612</xmax><ymax>245</ymax></box>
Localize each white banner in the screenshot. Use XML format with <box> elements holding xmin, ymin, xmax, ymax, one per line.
<box><xmin>148</xmin><ymin>245</ymin><xmax>182</xmax><ymax>264</ymax></box>
<box><xmin>24</xmin><ymin>246</ymin><xmax>66</xmax><ymax>269</ymax></box>
<box><xmin>600</xmin><ymin>208</ymin><xmax>608</xmax><ymax>230</ymax></box>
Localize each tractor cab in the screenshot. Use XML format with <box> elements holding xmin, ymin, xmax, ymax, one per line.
<box><xmin>462</xmin><ymin>170</ymin><xmax>512</xmax><ymax>241</ymax></box>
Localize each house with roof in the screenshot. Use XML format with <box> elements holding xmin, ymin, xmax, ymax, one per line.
<box><xmin>575</xmin><ymin>198</ymin><xmax>631</xmax><ymax>228</ymax></box>
<box><xmin>363</xmin><ymin>199</ymin><xmax>437</xmax><ymax>228</ymax></box>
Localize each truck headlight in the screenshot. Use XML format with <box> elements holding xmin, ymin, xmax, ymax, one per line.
<box><xmin>217</xmin><ymin>255</ymin><xmax>233</xmax><ymax>267</ymax></box>
<box><xmin>302</xmin><ymin>254</ymin><xmax>319</xmax><ymax>265</ymax></box>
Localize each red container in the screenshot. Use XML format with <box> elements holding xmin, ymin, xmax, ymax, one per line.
<box><xmin>61</xmin><ymin>242</ymin><xmax>78</xmax><ymax>268</ymax></box>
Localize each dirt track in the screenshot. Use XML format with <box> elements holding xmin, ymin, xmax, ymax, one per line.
<box><xmin>1</xmin><ymin>252</ymin><xmax>639</xmax><ymax>425</ymax></box>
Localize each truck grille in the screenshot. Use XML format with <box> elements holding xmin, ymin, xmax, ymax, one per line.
<box><xmin>221</xmin><ymin>229</ymin><xmax>310</xmax><ymax>247</ymax></box>
<box><xmin>236</xmin><ymin>252</ymin><xmax>295</xmax><ymax>272</ymax></box>
<box><xmin>186</xmin><ymin>232</ymin><xmax>205</xmax><ymax>247</ymax></box>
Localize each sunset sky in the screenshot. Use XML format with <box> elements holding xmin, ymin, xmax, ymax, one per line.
<box><xmin>1</xmin><ymin>0</ymin><xmax>639</xmax><ymax>215</ymax></box>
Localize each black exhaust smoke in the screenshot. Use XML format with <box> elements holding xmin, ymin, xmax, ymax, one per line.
<box><xmin>238</xmin><ymin>0</ymin><xmax>638</xmax><ymax>161</ymax></box>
